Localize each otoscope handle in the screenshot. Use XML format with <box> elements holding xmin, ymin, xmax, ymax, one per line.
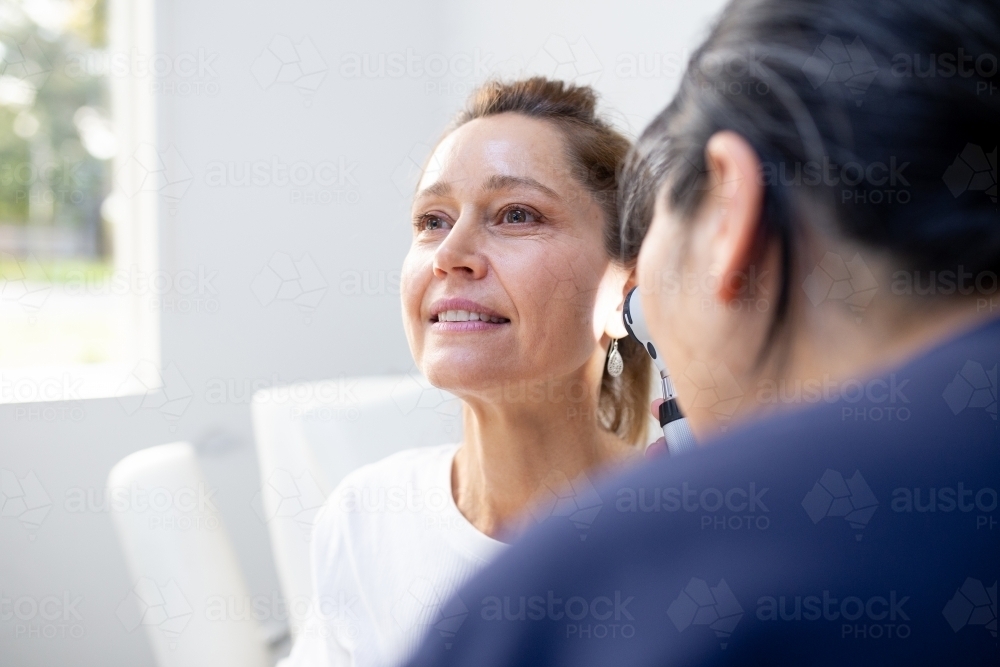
<box><xmin>659</xmin><ymin>400</ymin><xmax>697</xmax><ymax>456</ymax></box>
<box><xmin>658</xmin><ymin>398</ymin><xmax>684</xmax><ymax>427</ymax></box>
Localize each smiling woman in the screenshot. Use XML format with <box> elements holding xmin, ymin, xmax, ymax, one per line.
<box><xmin>280</xmin><ymin>78</ymin><xmax>652</xmax><ymax>667</ymax></box>
<box><xmin>406</xmin><ymin>78</ymin><xmax>650</xmax><ymax>446</ymax></box>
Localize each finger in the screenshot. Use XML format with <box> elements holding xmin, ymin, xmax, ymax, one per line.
<box><xmin>650</xmin><ymin>398</ymin><xmax>664</xmax><ymax>420</ymax></box>
<box><xmin>644</xmin><ymin>437</ymin><xmax>668</xmax><ymax>460</ymax></box>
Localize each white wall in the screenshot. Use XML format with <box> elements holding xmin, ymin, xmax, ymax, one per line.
<box><xmin>0</xmin><ymin>0</ymin><xmax>727</xmax><ymax>664</ymax></box>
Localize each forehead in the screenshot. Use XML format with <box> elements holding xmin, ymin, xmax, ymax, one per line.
<box><xmin>417</xmin><ymin>113</ymin><xmax>574</xmax><ymax>193</ymax></box>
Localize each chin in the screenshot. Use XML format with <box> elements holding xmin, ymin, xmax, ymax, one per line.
<box><xmin>420</xmin><ymin>352</ymin><xmax>520</xmax><ymax>399</ymax></box>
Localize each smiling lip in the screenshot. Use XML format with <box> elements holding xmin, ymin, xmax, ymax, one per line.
<box><xmin>429</xmin><ymin>298</ymin><xmax>510</xmax><ymax>331</ymax></box>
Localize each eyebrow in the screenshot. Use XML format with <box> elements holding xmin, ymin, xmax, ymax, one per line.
<box><xmin>482</xmin><ymin>174</ymin><xmax>560</xmax><ymax>200</ymax></box>
<box><xmin>414</xmin><ymin>175</ymin><xmax>561</xmax><ymax>201</ymax></box>
<box><xmin>414</xmin><ymin>181</ymin><xmax>452</xmax><ymax>199</ymax></box>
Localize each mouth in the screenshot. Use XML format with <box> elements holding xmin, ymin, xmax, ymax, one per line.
<box><xmin>429</xmin><ymin>298</ymin><xmax>510</xmax><ymax>330</ymax></box>
<box><xmin>432</xmin><ymin>310</ymin><xmax>510</xmax><ymax>324</ymax></box>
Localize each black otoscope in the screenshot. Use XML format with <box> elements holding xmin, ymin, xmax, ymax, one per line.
<box><xmin>622</xmin><ymin>286</ymin><xmax>697</xmax><ymax>456</ymax></box>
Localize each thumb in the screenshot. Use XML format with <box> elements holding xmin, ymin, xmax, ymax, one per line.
<box><xmin>644</xmin><ymin>436</ymin><xmax>668</xmax><ymax>460</ymax></box>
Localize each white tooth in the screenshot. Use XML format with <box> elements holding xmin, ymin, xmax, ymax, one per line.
<box><xmin>456</xmin><ymin>310</ymin><xmax>469</xmax><ymax>321</ymax></box>
<box><xmin>446</xmin><ymin>311</ymin><xmax>456</xmax><ymax>322</ymax></box>
<box><xmin>441</xmin><ymin>311</ymin><xmax>451</xmax><ymax>322</ymax></box>
<box><xmin>490</xmin><ymin>317</ymin><xmax>499</xmax><ymax>323</ymax></box>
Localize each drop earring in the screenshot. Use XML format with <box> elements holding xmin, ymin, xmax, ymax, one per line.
<box><xmin>607</xmin><ymin>338</ymin><xmax>623</xmax><ymax>377</ymax></box>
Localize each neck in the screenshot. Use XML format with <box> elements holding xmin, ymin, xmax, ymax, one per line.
<box><xmin>737</xmin><ymin>295</ymin><xmax>995</xmax><ymax>428</ymax></box>
<box><xmin>452</xmin><ymin>363</ymin><xmax>638</xmax><ymax>540</ymax></box>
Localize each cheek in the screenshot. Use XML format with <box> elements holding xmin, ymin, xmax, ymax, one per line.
<box><xmin>400</xmin><ymin>248</ymin><xmax>430</xmax><ymax>337</ymax></box>
<box><xmin>637</xmin><ymin>216</ymin><xmax>678</xmax><ymax>335</ymax></box>
<box><xmin>516</xmin><ymin>241</ymin><xmax>604</xmax><ymax>324</ymax></box>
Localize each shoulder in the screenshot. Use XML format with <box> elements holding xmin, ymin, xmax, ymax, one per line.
<box><xmin>333</xmin><ymin>442</ymin><xmax>459</xmax><ymax>495</ymax></box>
<box><xmin>403</xmin><ymin>324</ymin><xmax>1000</xmax><ymax>666</ymax></box>
<box><xmin>312</xmin><ymin>442</ymin><xmax>459</xmax><ymax>540</ymax></box>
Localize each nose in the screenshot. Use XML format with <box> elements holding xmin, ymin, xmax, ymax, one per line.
<box><xmin>432</xmin><ymin>218</ymin><xmax>487</xmax><ymax>280</ymax></box>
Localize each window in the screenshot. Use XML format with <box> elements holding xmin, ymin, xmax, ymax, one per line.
<box><xmin>0</xmin><ymin>0</ymin><xmax>157</xmax><ymax>403</ymax></box>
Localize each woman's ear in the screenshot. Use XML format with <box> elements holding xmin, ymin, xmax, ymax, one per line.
<box><xmin>702</xmin><ymin>131</ymin><xmax>764</xmax><ymax>303</ymax></box>
<box><xmin>604</xmin><ymin>268</ymin><xmax>637</xmax><ymax>340</ymax></box>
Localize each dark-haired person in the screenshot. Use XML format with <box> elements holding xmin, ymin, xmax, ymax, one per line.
<box><xmin>402</xmin><ymin>0</ymin><xmax>999</xmax><ymax>665</ymax></box>
<box><xmin>280</xmin><ymin>78</ymin><xmax>655</xmax><ymax>667</ymax></box>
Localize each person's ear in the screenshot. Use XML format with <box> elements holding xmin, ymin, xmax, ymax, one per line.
<box><xmin>702</xmin><ymin>131</ymin><xmax>764</xmax><ymax>303</ymax></box>
<box><xmin>604</xmin><ymin>268</ymin><xmax>637</xmax><ymax>339</ymax></box>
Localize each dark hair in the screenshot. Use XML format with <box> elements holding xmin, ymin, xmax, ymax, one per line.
<box><xmin>622</xmin><ymin>0</ymin><xmax>999</xmax><ymax>362</ymax></box>
<box><xmin>449</xmin><ymin>77</ymin><xmax>651</xmax><ymax>445</ymax></box>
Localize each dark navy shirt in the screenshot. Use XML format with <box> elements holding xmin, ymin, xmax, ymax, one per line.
<box><xmin>404</xmin><ymin>317</ymin><xmax>999</xmax><ymax>666</ymax></box>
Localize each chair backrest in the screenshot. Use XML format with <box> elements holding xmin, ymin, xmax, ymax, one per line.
<box><xmin>107</xmin><ymin>442</ymin><xmax>270</xmax><ymax>667</ymax></box>
<box><xmin>250</xmin><ymin>373</ymin><xmax>460</xmax><ymax>637</ymax></box>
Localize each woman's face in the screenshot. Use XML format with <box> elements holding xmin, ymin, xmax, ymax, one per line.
<box><xmin>401</xmin><ymin>113</ymin><xmax>628</xmax><ymax>400</ymax></box>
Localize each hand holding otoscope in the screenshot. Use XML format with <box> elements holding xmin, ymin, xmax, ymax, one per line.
<box><xmin>622</xmin><ymin>286</ymin><xmax>697</xmax><ymax>457</ymax></box>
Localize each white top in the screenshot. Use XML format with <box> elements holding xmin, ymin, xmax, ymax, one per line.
<box><xmin>280</xmin><ymin>443</ymin><xmax>506</xmax><ymax>667</ymax></box>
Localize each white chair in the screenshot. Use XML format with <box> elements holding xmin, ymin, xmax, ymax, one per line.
<box><xmin>107</xmin><ymin>442</ymin><xmax>271</xmax><ymax>667</ymax></box>
<box><xmin>250</xmin><ymin>372</ymin><xmax>460</xmax><ymax>639</ymax></box>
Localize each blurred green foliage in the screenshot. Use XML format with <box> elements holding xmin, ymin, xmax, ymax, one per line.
<box><xmin>0</xmin><ymin>0</ymin><xmax>111</xmax><ymax>260</ymax></box>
